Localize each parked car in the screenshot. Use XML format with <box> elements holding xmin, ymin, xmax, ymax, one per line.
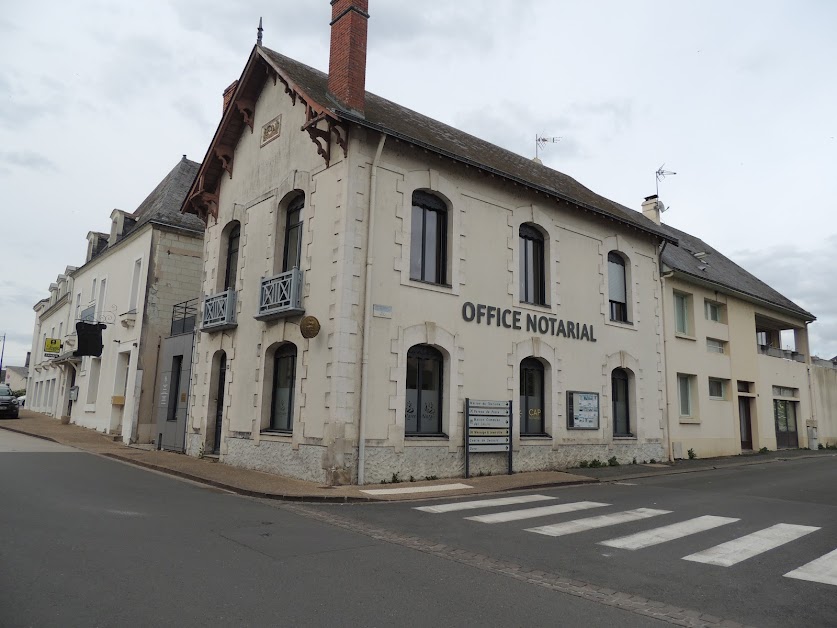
<box><xmin>17</xmin><ymin>394</ymin><xmax>26</xmax><ymax>407</ymax></box>
<box><xmin>0</xmin><ymin>385</ymin><xmax>20</xmax><ymax>418</ymax></box>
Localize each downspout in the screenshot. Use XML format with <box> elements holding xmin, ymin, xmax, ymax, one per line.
<box><xmin>657</xmin><ymin>239</ymin><xmax>673</xmax><ymax>461</ymax></box>
<box><xmin>357</xmin><ymin>132</ymin><xmax>387</xmax><ymax>485</ymax></box>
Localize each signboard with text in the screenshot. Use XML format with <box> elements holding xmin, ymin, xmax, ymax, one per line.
<box><xmin>567</xmin><ymin>391</ymin><xmax>600</xmax><ymax>430</ymax></box>
<box><xmin>43</xmin><ymin>337</ymin><xmax>61</xmax><ymax>358</ymax></box>
<box><xmin>465</xmin><ymin>398</ymin><xmax>513</xmax><ymax>477</ymax></box>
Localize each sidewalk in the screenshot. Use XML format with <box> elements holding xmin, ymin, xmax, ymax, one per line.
<box><xmin>2</xmin><ymin>410</ymin><xmax>832</xmax><ymax>502</ymax></box>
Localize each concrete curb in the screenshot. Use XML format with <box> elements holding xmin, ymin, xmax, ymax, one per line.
<box><xmin>0</xmin><ymin>424</ymin><xmax>61</xmax><ymax>444</ymax></box>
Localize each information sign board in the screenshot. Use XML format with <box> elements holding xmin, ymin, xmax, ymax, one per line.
<box><xmin>567</xmin><ymin>391</ymin><xmax>600</xmax><ymax>429</ymax></box>
<box><xmin>43</xmin><ymin>337</ymin><xmax>61</xmax><ymax>357</ymax></box>
<box><xmin>465</xmin><ymin>398</ymin><xmax>513</xmax><ymax>478</ymax></box>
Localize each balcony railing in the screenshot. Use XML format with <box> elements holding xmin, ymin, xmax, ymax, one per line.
<box><xmin>255</xmin><ymin>268</ymin><xmax>304</xmax><ymax>320</ymax></box>
<box><xmin>201</xmin><ymin>290</ymin><xmax>236</xmax><ymax>332</ymax></box>
<box><xmin>757</xmin><ymin>344</ymin><xmax>805</xmax><ymax>363</ymax></box>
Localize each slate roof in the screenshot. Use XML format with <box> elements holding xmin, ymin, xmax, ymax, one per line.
<box><xmin>259</xmin><ymin>47</ymin><xmax>675</xmax><ymax>244</ymax></box>
<box><xmin>658</xmin><ymin>223</ymin><xmax>814</xmax><ymax>321</ymax></box>
<box><xmin>133</xmin><ymin>156</ymin><xmax>203</xmax><ymax>232</ymax></box>
<box><xmin>5</xmin><ymin>366</ymin><xmax>28</xmax><ymax>378</ymax></box>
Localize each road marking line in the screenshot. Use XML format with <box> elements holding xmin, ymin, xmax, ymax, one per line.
<box><xmin>526</xmin><ymin>508</ymin><xmax>672</xmax><ymax>537</ymax></box>
<box><xmin>465</xmin><ymin>501</ymin><xmax>608</xmax><ymax>524</ymax></box>
<box><xmin>599</xmin><ymin>515</ymin><xmax>739</xmax><ymax>550</ymax></box>
<box><xmin>683</xmin><ymin>523</ymin><xmax>820</xmax><ymax>567</ymax></box>
<box><xmin>784</xmin><ymin>548</ymin><xmax>837</xmax><ymax>586</ymax></box>
<box><xmin>360</xmin><ymin>483</ymin><xmax>472</xmax><ymax>495</ymax></box>
<box><xmin>414</xmin><ymin>494</ymin><xmax>555</xmax><ymax>513</ymax></box>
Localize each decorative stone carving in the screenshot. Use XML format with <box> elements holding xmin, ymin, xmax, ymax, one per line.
<box><xmin>300</xmin><ymin>315</ymin><xmax>321</xmax><ymax>339</ymax></box>
<box><xmin>261</xmin><ymin>115</ymin><xmax>282</xmax><ymax>146</ymax></box>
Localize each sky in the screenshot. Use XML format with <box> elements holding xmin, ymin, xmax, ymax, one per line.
<box><xmin>1</xmin><ymin>0</ymin><xmax>835</xmax><ymax>368</ymax></box>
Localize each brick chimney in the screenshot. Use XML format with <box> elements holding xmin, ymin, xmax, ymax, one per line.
<box><xmin>222</xmin><ymin>80</ymin><xmax>239</xmax><ymax>114</ymax></box>
<box><xmin>328</xmin><ymin>0</ymin><xmax>369</xmax><ymax>113</ymax></box>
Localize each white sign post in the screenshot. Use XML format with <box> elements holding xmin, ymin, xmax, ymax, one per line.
<box><xmin>465</xmin><ymin>398</ymin><xmax>513</xmax><ymax>477</ymax></box>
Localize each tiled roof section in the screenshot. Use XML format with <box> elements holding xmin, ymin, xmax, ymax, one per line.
<box><xmin>260</xmin><ymin>47</ymin><xmax>674</xmax><ymax>244</ymax></box>
<box><xmin>133</xmin><ymin>157</ymin><xmax>203</xmax><ymax>231</ymax></box>
<box><xmin>658</xmin><ymin>223</ymin><xmax>814</xmax><ymax>321</ymax></box>
<box><xmin>6</xmin><ymin>366</ymin><xmax>28</xmax><ymax>377</ymax></box>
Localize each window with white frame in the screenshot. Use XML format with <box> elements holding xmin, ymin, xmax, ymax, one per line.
<box><xmin>674</xmin><ymin>291</ymin><xmax>691</xmax><ymax>335</ymax></box>
<box><xmin>129</xmin><ymin>259</ymin><xmax>142</xmax><ymax>312</ymax></box>
<box><xmin>677</xmin><ymin>373</ymin><xmax>695</xmax><ymax>416</ymax></box>
<box><xmin>705</xmin><ymin>299</ymin><xmax>725</xmax><ymax>323</ymax></box>
<box><xmin>607</xmin><ymin>252</ymin><xmax>629</xmax><ymax>323</ymax></box>
<box><xmin>772</xmin><ymin>385</ymin><xmax>798</xmax><ymax>398</ymax></box>
<box><xmin>708</xmin><ymin>377</ymin><xmax>727</xmax><ymax>400</ymax></box>
<box><xmin>706</xmin><ymin>338</ymin><xmax>726</xmax><ymax>354</ymax></box>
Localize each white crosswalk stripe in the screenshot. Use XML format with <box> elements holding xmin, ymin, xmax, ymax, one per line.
<box><xmin>465</xmin><ymin>501</ymin><xmax>608</xmax><ymax>524</ymax></box>
<box><xmin>784</xmin><ymin>548</ymin><xmax>837</xmax><ymax>586</ymax></box>
<box><xmin>683</xmin><ymin>523</ymin><xmax>820</xmax><ymax>567</ymax></box>
<box><xmin>526</xmin><ymin>508</ymin><xmax>672</xmax><ymax>537</ymax></box>
<box><xmin>414</xmin><ymin>494</ymin><xmax>555</xmax><ymax>514</ymax></box>
<box><xmin>599</xmin><ymin>515</ymin><xmax>739</xmax><ymax>550</ymax></box>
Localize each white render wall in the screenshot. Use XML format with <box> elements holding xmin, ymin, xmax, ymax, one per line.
<box><xmin>187</xmin><ymin>76</ymin><xmax>668</xmax><ymax>484</ymax></box>
<box><xmin>663</xmin><ymin>275</ymin><xmax>812</xmax><ymax>458</ymax></box>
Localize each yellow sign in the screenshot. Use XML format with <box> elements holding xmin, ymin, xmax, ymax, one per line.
<box><xmin>44</xmin><ymin>338</ymin><xmax>61</xmax><ymax>355</ymax></box>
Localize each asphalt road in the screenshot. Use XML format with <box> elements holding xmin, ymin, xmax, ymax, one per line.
<box><xmin>0</xmin><ymin>430</ymin><xmax>668</xmax><ymax>628</ymax></box>
<box><xmin>315</xmin><ymin>455</ymin><xmax>837</xmax><ymax>628</ymax></box>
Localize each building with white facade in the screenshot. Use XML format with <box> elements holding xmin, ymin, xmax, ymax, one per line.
<box><xmin>28</xmin><ymin>157</ymin><xmax>204</xmax><ymax>442</ymax></box>
<box><xmin>182</xmin><ymin>1</ymin><xmax>684</xmax><ymax>484</ymax></box>
<box><xmin>640</xmin><ymin>197</ymin><xmax>817</xmax><ymax>458</ymax></box>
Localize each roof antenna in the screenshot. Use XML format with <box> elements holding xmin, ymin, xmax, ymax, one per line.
<box><xmin>257</xmin><ymin>17</ymin><xmax>263</xmax><ymax>46</ymax></box>
<box><xmin>534</xmin><ymin>135</ymin><xmax>561</xmax><ymax>163</ymax></box>
<box><xmin>655</xmin><ymin>163</ymin><xmax>676</xmax><ymax>197</ymax></box>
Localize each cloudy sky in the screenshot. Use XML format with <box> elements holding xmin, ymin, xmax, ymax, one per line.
<box><xmin>1</xmin><ymin>0</ymin><xmax>835</xmax><ymax>368</ymax></box>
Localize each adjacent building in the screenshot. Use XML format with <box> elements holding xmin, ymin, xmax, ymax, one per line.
<box><xmin>27</xmin><ymin>157</ymin><xmax>204</xmax><ymax>442</ymax></box>
<box><xmin>640</xmin><ymin>197</ymin><xmax>818</xmax><ymax>458</ymax></box>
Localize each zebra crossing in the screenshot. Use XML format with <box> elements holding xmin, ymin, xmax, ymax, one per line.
<box><xmin>413</xmin><ymin>494</ymin><xmax>837</xmax><ymax>587</ymax></box>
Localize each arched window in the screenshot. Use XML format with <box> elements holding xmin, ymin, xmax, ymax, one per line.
<box><xmin>608</xmin><ymin>252</ymin><xmax>628</xmax><ymax>322</ymax></box>
<box><xmin>520</xmin><ymin>357</ymin><xmax>546</xmax><ymax>435</ymax></box>
<box><xmin>410</xmin><ymin>191</ymin><xmax>447</xmax><ymax>285</ymax></box>
<box><xmin>405</xmin><ymin>344</ymin><xmax>444</xmax><ymax>435</ymax></box>
<box><xmin>283</xmin><ymin>195</ymin><xmax>304</xmax><ymax>272</ymax></box>
<box><xmin>224</xmin><ymin>224</ymin><xmax>241</xmax><ymax>291</ymax></box>
<box><xmin>612</xmin><ymin>368</ymin><xmax>631</xmax><ymax>436</ymax></box>
<box><xmin>269</xmin><ymin>343</ymin><xmax>297</xmax><ymax>432</ymax></box>
<box><xmin>519</xmin><ymin>224</ymin><xmax>546</xmax><ymax>305</ymax></box>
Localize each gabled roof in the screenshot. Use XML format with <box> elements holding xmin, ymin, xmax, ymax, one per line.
<box><xmin>5</xmin><ymin>366</ymin><xmax>28</xmax><ymax>377</ymax></box>
<box><xmin>659</xmin><ymin>223</ymin><xmax>814</xmax><ymax>322</ymax></box>
<box><xmin>184</xmin><ymin>46</ymin><xmax>675</xmax><ymax>245</ymax></box>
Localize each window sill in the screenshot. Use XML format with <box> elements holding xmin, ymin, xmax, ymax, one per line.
<box><xmin>408</xmin><ymin>278</ymin><xmax>453</xmax><ymax>290</ymax></box>
<box><xmin>84</xmin><ymin>403</ymin><xmax>96</xmax><ymax>413</ymax></box>
<box><xmin>406</xmin><ymin>434</ymin><xmax>449</xmax><ymax>444</ymax></box>
<box><xmin>518</xmin><ymin>301</ymin><xmax>552</xmax><ymax>314</ymax></box>
<box><xmin>709</xmin><ymin>397</ymin><xmax>728</xmax><ymax>402</ymax></box>
<box><xmin>675</xmin><ymin>332</ymin><xmax>696</xmax><ymax>341</ymax></box>
<box><xmin>613</xmin><ymin>434</ymin><xmax>636</xmax><ymax>440</ymax></box>
<box><xmin>521</xmin><ymin>435</ymin><xmax>552</xmax><ymax>444</ymax></box>
<box><xmin>679</xmin><ymin>416</ymin><xmax>701</xmax><ymax>424</ymax></box>
<box><xmin>604</xmin><ymin>319</ymin><xmax>636</xmax><ymax>331</ymax></box>
<box><xmin>259</xmin><ymin>430</ymin><xmax>293</xmax><ymax>442</ymax></box>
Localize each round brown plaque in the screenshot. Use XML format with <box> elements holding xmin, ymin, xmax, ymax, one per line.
<box><xmin>300</xmin><ymin>315</ymin><xmax>321</xmax><ymax>339</ymax></box>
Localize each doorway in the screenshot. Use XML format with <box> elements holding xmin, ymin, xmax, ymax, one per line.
<box><xmin>213</xmin><ymin>351</ymin><xmax>227</xmax><ymax>455</ymax></box>
<box><xmin>773</xmin><ymin>399</ymin><xmax>799</xmax><ymax>449</ymax></box>
<box><xmin>738</xmin><ymin>397</ymin><xmax>753</xmax><ymax>450</ymax></box>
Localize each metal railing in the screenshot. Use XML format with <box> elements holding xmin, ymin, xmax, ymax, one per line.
<box><xmin>201</xmin><ymin>290</ymin><xmax>236</xmax><ymax>331</ymax></box>
<box><xmin>171</xmin><ymin>298</ymin><xmax>198</xmax><ymax>336</ymax></box>
<box><xmin>255</xmin><ymin>268</ymin><xmax>304</xmax><ymax>320</ymax></box>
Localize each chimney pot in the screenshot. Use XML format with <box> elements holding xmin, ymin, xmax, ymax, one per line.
<box><xmin>328</xmin><ymin>0</ymin><xmax>369</xmax><ymax>113</ymax></box>
<box><xmin>642</xmin><ymin>195</ymin><xmax>662</xmax><ymax>225</ymax></box>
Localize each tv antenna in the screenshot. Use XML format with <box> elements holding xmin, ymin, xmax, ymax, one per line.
<box><xmin>535</xmin><ymin>135</ymin><xmax>562</xmax><ymax>161</ymax></box>
<box><xmin>655</xmin><ymin>163</ymin><xmax>676</xmax><ymax>197</ymax></box>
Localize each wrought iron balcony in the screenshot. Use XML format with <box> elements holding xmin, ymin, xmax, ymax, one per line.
<box><xmin>201</xmin><ymin>290</ymin><xmax>236</xmax><ymax>332</ymax></box>
<box><xmin>255</xmin><ymin>268</ymin><xmax>304</xmax><ymax>321</ymax></box>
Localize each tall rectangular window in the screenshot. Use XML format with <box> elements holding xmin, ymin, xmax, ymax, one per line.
<box><xmin>167</xmin><ymin>355</ymin><xmax>183</xmax><ymax>422</ymax></box>
<box><xmin>678</xmin><ymin>374</ymin><xmax>693</xmax><ymax>416</ymax></box>
<box><xmin>520</xmin><ymin>358</ymin><xmax>546</xmax><ymax>435</ymax></box>
<box><xmin>519</xmin><ymin>225</ymin><xmax>546</xmax><ymax>305</ymax></box>
<box><xmin>409</xmin><ymin>192</ymin><xmax>447</xmax><ymax>285</ymax></box>
<box><xmin>282</xmin><ymin>196</ymin><xmax>304</xmax><ymax>273</ymax></box>
<box><xmin>405</xmin><ymin>345</ymin><xmax>444</xmax><ymax>435</ymax></box>
<box><xmin>75</xmin><ymin>292</ymin><xmax>81</xmax><ymax>322</ymax></box>
<box><xmin>129</xmin><ymin>259</ymin><xmax>142</xmax><ymax>312</ymax></box>
<box><xmin>674</xmin><ymin>292</ymin><xmax>690</xmax><ymax>334</ymax></box>
<box><xmin>608</xmin><ymin>252</ymin><xmax>628</xmax><ymax>322</ymax></box>
<box><xmin>97</xmin><ymin>279</ymin><xmax>107</xmax><ymax>320</ymax></box>
<box><xmin>269</xmin><ymin>344</ymin><xmax>297</xmax><ymax>432</ymax></box>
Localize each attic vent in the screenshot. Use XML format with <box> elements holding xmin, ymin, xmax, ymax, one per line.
<box><xmin>693</xmin><ymin>251</ymin><xmax>707</xmax><ymax>259</ymax></box>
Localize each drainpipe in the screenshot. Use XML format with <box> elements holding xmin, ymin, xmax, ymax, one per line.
<box><xmin>657</xmin><ymin>239</ymin><xmax>672</xmax><ymax>461</ymax></box>
<box><xmin>357</xmin><ymin>132</ymin><xmax>387</xmax><ymax>485</ymax></box>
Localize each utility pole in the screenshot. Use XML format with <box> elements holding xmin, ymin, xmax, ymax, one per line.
<box><xmin>0</xmin><ymin>334</ymin><xmax>6</xmax><ymax>379</ymax></box>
